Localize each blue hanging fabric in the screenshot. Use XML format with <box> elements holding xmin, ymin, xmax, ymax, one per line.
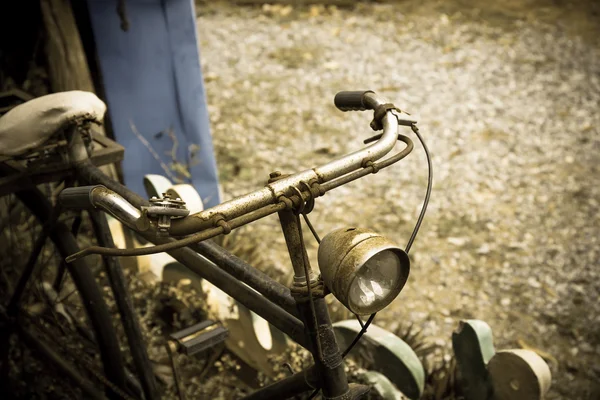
<box><xmin>86</xmin><ymin>0</ymin><xmax>221</xmax><ymax>208</ymax></box>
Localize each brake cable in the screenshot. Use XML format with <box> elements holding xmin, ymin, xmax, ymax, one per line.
<box><xmin>341</xmin><ymin>123</ymin><xmax>432</xmax><ymax>355</ymax></box>
<box><xmin>306</xmin><ymin>123</ymin><xmax>432</xmax><ymax>399</ymax></box>
<box><xmin>296</xmin><ymin>213</ymin><xmax>326</xmax><ymax>364</ymax></box>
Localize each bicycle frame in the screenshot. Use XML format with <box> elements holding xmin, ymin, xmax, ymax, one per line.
<box><xmin>64</xmin><ymin>91</ymin><xmax>417</xmax><ymax>399</ymax></box>
<box><xmin>75</xmin><ymin>157</ymin><xmax>352</xmax><ymax>399</ymax></box>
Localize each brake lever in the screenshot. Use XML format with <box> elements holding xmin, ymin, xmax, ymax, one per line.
<box><xmin>364</xmin><ymin>109</ymin><xmax>418</xmax><ymax>144</ymax></box>
<box><xmin>390</xmin><ymin>109</ymin><xmax>418</xmax><ymax>127</ymax></box>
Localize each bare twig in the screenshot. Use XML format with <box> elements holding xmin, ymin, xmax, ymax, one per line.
<box><xmin>188</xmin><ymin>144</ymin><xmax>201</xmax><ymax>168</ymax></box>
<box><xmin>117</xmin><ymin>0</ymin><xmax>130</xmax><ymax>31</ymax></box>
<box><xmin>129</xmin><ymin>120</ymin><xmax>177</xmax><ymax>182</ymax></box>
<box><xmin>167</xmin><ymin>127</ymin><xmax>179</xmax><ymax>164</ymax></box>
<box><xmin>166</xmin><ymin>127</ymin><xmax>190</xmax><ymax>182</ymax></box>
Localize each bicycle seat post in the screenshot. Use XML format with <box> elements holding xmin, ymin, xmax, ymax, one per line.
<box><xmin>65</xmin><ymin>124</ymin><xmax>91</xmax><ymax>163</ymax></box>
<box><xmin>274</xmin><ymin>175</ymin><xmax>351</xmax><ymax>398</ymax></box>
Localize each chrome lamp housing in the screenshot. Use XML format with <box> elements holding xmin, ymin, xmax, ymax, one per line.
<box><xmin>317</xmin><ymin>228</ymin><xmax>410</xmax><ymax>315</ymax></box>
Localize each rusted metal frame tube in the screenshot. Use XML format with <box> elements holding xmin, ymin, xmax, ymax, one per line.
<box><xmin>277</xmin><ymin>209</ymin><xmax>315</xmax><ymax>282</ymax></box>
<box><xmin>89</xmin><ymin>210</ymin><xmax>160</xmax><ymax>400</ymax></box>
<box><xmin>135</xmin><ymin>235</ymin><xmax>309</xmax><ymax>349</ymax></box>
<box><xmin>74</xmin><ymin>162</ymin><xmax>300</xmax><ymax>319</ymax></box>
<box><xmin>189</xmin><ymin>241</ymin><xmax>299</xmax><ymax>318</ymax></box>
<box><xmin>7</xmin><ymin>182</ymin><xmax>129</xmax><ymax>397</ymax></box>
<box><xmin>311</xmin><ymin>114</ymin><xmax>397</xmax><ymax>182</ymax></box>
<box><xmin>320</xmin><ymin>134</ymin><xmax>414</xmax><ymax>193</ymax></box>
<box><xmin>277</xmin><ymin>209</ymin><xmax>349</xmax><ymax>399</ymax></box>
<box><xmin>75</xmin><ymin>159</ymin><xmax>148</xmax><ymax>209</ymax></box>
<box><xmin>297</xmin><ymin>299</ymin><xmax>349</xmax><ymax>399</ymax></box>
<box><xmin>169</xmin><ymin>112</ymin><xmax>398</xmax><ymax>236</ymax></box>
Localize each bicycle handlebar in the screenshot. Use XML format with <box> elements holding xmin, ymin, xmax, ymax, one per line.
<box><xmin>63</xmin><ymin>91</ymin><xmax>417</xmax><ymax>261</ymax></box>
<box><xmin>168</xmin><ymin>91</ymin><xmax>398</xmax><ymax>236</ymax></box>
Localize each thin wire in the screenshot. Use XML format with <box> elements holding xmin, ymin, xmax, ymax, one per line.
<box><xmin>317</xmin><ymin>123</ymin><xmax>431</xmax><ymax>397</ymax></box>
<box><xmin>296</xmin><ymin>214</ymin><xmax>324</xmax><ymax>362</ymax></box>
<box><xmin>353</xmin><ymin>313</ymin><xmax>365</xmax><ymax>329</ymax></box>
<box><xmin>308</xmin><ymin>124</ymin><xmax>431</xmax><ymax>399</ymax></box>
<box><xmin>299</xmin><ymin>210</ymin><xmax>332</xmax><ymax>398</ymax></box>
<box><xmin>341</xmin><ymin>313</ymin><xmax>376</xmax><ymax>358</ymax></box>
<box><xmin>405</xmin><ymin>124</ymin><xmax>432</xmax><ymax>254</ymax></box>
<box><xmin>53</xmin><ymin>287</ymin><xmax>79</xmax><ymax>306</ymax></box>
<box><xmin>301</xmin><ymin>213</ymin><xmax>321</xmax><ymax>244</ymax></box>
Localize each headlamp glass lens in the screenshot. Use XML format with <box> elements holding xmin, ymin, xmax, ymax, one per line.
<box><xmin>348</xmin><ymin>250</ymin><xmax>401</xmax><ymax>311</ymax></box>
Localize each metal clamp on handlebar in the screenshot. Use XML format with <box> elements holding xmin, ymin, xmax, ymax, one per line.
<box><xmin>141</xmin><ymin>193</ymin><xmax>190</xmax><ymax>237</ymax></box>
<box><xmin>371</xmin><ymin>104</ymin><xmax>417</xmax><ymax>130</ymax></box>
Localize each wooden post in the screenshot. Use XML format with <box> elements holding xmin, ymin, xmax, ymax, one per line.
<box><xmin>40</xmin><ymin>0</ymin><xmax>95</xmax><ymax>93</ymax></box>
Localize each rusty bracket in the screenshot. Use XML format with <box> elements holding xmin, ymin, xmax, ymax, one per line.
<box><xmin>291</xmin><ymin>278</ymin><xmax>327</xmax><ymax>302</ymax></box>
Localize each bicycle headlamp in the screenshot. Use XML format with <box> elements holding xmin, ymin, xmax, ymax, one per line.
<box><xmin>317</xmin><ymin>228</ymin><xmax>410</xmax><ymax>315</ymax></box>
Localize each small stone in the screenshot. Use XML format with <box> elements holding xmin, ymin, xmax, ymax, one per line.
<box><xmin>447</xmin><ymin>237</ymin><xmax>469</xmax><ymax>246</ymax></box>
<box><xmin>204</xmin><ymin>72</ymin><xmax>219</xmax><ymax>82</ymax></box>
<box><xmin>570</xmin><ymin>347</ymin><xmax>579</xmax><ymax>356</ymax></box>
<box><xmin>476</xmin><ymin>244</ymin><xmax>491</xmax><ymax>254</ymax></box>
<box><xmin>527</xmin><ymin>277</ymin><xmax>541</xmax><ymax>288</ymax></box>
<box><xmin>279</xmin><ymin>5</ymin><xmax>293</xmax><ymax>17</ymax></box>
<box><xmin>580</xmin><ymin>342</ymin><xmax>593</xmax><ymax>353</ymax></box>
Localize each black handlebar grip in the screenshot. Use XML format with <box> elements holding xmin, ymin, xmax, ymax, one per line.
<box><xmin>59</xmin><ymin>185</ymin><xmax>104</xmax><ymax>210</ymax></box>
<box><xmin>334</xmin><ymin>90</ymin><xmax>375</xmax><ymax>111</ymax></box>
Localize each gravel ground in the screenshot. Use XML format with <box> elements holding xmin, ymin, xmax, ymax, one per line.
<box><xmin>197</xmin><ymin>1</ymin><xmax>600</xmax><ymax>399</ymax></box>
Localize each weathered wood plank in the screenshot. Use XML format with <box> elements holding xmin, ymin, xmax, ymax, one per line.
<box><xmin>40</xmin><ymin>0</ymin><xmax>95</xmax><ymax>93</ymax></box>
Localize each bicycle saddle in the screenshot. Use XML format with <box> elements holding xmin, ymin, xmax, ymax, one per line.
<box><xmin>0</xmin><ymin>90</ymin><xmax>106</xmax><ymax>157</ymax></box>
